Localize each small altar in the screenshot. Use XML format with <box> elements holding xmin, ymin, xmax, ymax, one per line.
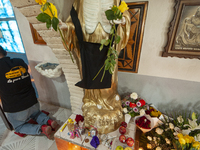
<box><xmin>54</xmin><ymin>111</ymin><xmax>140</xmax><ymax>150</ymax></box>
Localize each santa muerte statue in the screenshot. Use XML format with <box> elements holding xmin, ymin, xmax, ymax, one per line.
<box><xmin>35</xmin><ymin>0</ymin><xmax>130</xmax><ymax>134</ymax></box>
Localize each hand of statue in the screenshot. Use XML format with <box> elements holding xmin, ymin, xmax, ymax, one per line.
<box><xmin>59</xmin><ymin>19</ymin><xmax>68</xmax><ymax>29</ymax></box>
<box><xmin>110</xmin><ymin>16</ymin><xmax>126</xmax><ymax>25</ymax></box>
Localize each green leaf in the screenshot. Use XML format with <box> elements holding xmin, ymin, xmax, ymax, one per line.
<box><xmin>105</xmin><ymin>10</ymin><xmax>115</xmax><ymax>20</ymax></box>
<box><xmin>52</xmin><ymin>17</ymin><xmax>59</xmax><ymax>31</ymax></box>
<box><xmin>99</xmin><ymin>44</ymin><xmax>104</xmax><ymax>51</ymax></box>
<box><xmin>111</xmin><ymin>59</ymin><xmax>116</xmax><ymax>65</ymax></box>
<box><xmin>105</xmin><ymin>62</ymin><xmax>110</xmax><ymax>70</ymax></box>
<box><xmin>110</xmin><ymin>27</ymin><xmax>114</xmax><ymax>35</ymax></box>
<box><xmin>116</xmin><ymin>9</ymin><xmax>121</xmax><ymax>16</ymax></box>
<box><xmin>46</xmin><ymin>21</ymin><xmax>51</xmax><ymax>29</ymax></box>
<box><xmin>36</xmin><ymin>13</ymin><xmax>51</xmax><ymax>23</ymax></box>
<box><xmin>115</xmin><ymin>35</ymin><xmax>121</xmax><ymax>44</ymax></box>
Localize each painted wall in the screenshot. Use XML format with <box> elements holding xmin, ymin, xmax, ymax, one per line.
<box><xmin>13</xmin><ymin>8</ymin><xmax>71</xmax><ymax>109</ymax></box>
<box><xmin>118</xmin><ymin>0</ymin><xmax>200</xmax><ymax>113</ymax></box>
<box><xmin>11</xmin><ymin>0</ymin><xmax>200</xmax><ymax>113</ymax></box>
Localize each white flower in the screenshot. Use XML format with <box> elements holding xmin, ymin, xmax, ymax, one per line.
<box><xmin>177</xmin><ymin>116</ymin><xmax>184</xmax><ymax>123</ymax></box>
<box><xmin>147</xmin><ymin>143</ymin><xmax>152</xmax><ymax>149</ymax></box>
<box><xmin>153</xmin><ymin>137</ymin><xmax>157</xmax><ymax>141</ymax></box>
<box><xmin>123</xmin><ymin>108</ymin><xmax>128</xmax><ymax>113</ymax></box>
<box><xmin>165</xmin><ymin>138</ymin><xmax>170</xmax><ymax>144</ymax></box>
<box><xmin>147</xmin><ymin>136</ymin><xmax>152</xmax><ymax>141</ymax></box>
<box><xmin>139</xmin><ymin>109</ymin><xmax>145</xmax><ymax>116</ymax></box>
<box><xmin>156</xmin><ymin>147</ymin><xmax>161</xmax><ymax>150</ymax></box>
<box><xmin>194</xmin><ymin>134</ymin><xmax>200</xmax><ymax>141</ymax></box>
<box><xmin>184</xmin><ymin>118</ymin><xmax>200</xmax><ymax>131</ymax></box>
<box><xmin>155</xmin><ymin>128</ymin><xmax>163</xmax><ymax>135</ymax></box>
<box><xmin>169</xmin><ymin>123</ymin><xmax>174</xmax><ymax>129</ymax></box>
<box><xmin>130</xmin><ymin>92</ymin><xmax>138</xmax><ymax>99</ymax></box>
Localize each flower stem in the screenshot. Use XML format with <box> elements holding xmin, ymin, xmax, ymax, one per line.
<box><xmin>93</xmin><ymin>64</ymin><xmax>105</xmax><ymax>81</ymax></box>
<box><xmin>58</xmin><ymin>27</ymin><xmax>74</xmax><ymax>63</ymax></box>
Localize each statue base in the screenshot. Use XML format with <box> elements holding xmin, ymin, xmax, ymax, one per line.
<box><xmin>82</xmin><ymin>106</ymin><xmax>124</xmax><ymax>134</ymax></box>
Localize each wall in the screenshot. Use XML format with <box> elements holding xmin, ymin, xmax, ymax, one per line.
<box><xmin>118</xmin><ymin>0</ymin><xmax>200</xmax><ymax>113</ymax></box>
<box><xmin>13</xmin><ymin>8</ymin><xmax>71</xmax><ymax>109</ymax></box>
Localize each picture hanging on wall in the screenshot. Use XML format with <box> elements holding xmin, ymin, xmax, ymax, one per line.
<box><xmin>118</xmin><ymin>2</ymin><xmax>148</xmax><ymax>73</ymax></box>
<box><xmin>163</xmin><ymin>0</ymin><xmax>200</xmax><ymax>59</ymax></box>
<box><xmin>29</xmin><ymin>23</ymin><xmax>46</xmax><ymax>45</ymax></box>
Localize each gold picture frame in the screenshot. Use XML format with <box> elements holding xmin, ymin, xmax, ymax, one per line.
<box><xmin>118</xmin><ymin>2</ymin><xmax>148</xmax><ymax>73</ymax></box>
<box><xmin>163</xmin><ymin>0</ymin><xmax>200</xmax><ymax>59</ymax></box>
<box><xmin>29</xmin><ymin>23</ymin><xmax>46</xmax><ymax>45</ymax></box>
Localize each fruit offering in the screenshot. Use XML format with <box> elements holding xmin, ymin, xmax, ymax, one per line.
<box><xmin>121</xmin><ymin>121</ymin><xmax>127</xmax><ymax>128</ymax></box>
<box><xmin>124</xmin><ymin>147</ymin><xmax>132</xmax><ymax>150</ymax></box>
<box><xmin>119</xmin><ymin>134</ymin><xmax>126</xmax><ymax>143</ymax></box>
<box><xmin>119</xmin><ymin>126</ymin><xmax>126</xmax><ymax>134</ymax></box>
<box><xmin>126</xmin><ymin>137</ymin><xmax>134</xmax><ymax>147</ymax></box>
<box><xmin>115</xmin><ymin>145</ymin><xmax>124</xmax><ymax>150</ymax></box>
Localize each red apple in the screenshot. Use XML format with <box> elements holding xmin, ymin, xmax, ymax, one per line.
<box><xmin>119</xmin><ymin>126</ymin><xmax>126</xmax><ymax>134</ymax></box>
<box><xmin>119</xmin><ymin>134</ymin><xmax>126</xmax><ymax>143</ymax></box>
<box><xmin>121</xmin><ymin>121</ymin><xmax>127</xmax><ymax>128</ymax></box>
<box><xmin>126</xmin><ymin>137</ymin><xmax>134</xmax><ymax>147</ymax></box>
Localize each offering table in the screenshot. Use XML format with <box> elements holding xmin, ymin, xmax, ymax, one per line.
<box><xmin>54</xmin><ymin>113</ymin><xmax>140</xmax><ymax>150</ymax></box>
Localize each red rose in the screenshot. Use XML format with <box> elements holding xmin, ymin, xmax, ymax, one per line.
<box><xmin>129</xmin><ymin>102</ymin><xmax>137</xmax><ymax>108</ymax></box>
<box><xmin>75</xmin><ymin>114</ymin><xmax>84</xmax><ymax>123</ymax></box>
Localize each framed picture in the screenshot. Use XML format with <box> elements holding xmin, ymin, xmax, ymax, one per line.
<box><xmin>29</xmin><ymin>23</ymin><xmax>46</xmax><ymax>45</ymax></box>
<box><xmin>118</xmin><ymin>2</ymin><xmax>148</xmax><ymax>73</ymax></box>
<box><xmin>163</xmin><ymin>0</ymin><xmax>200</xmax><ymax>59</ymax></box>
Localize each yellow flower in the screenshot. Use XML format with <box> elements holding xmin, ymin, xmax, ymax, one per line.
<box><xmin>40</xmin><ymin>2</ymin><xmax>57</xmax><ymax>19</ymax></box>
<box><xmin>184</xmin><ymin>135</ymin><xmax>194</xmax><ymax>143</ymax></box>
<box><xmin>192</xmin><ymin>112</ymin><xmax>197</xmax><ymax>120</ymax></box>
<box><xmin>35</xmin><ymin>0</ymin><xmax>46</xmax><ymax>5</ymax></box>
<box><xmin>67</xmin><ymin>118</ymin><xmax>74</xmax><ymax>124</ymax></box>
<box><xmin>179</xmin><ymin>137</ymin><xmax>186</xmax><ymax>145</ymax></box>
<box><xmin>177</xmin><ymin>133</ymin><xmax>184</xmax><ymax>139</ymax></box>
<box><xmin>193</xmin><ymin>141</ymin><xmax>200</xmax><ymax>149</ymax></box>
<box><xmin>118</xmin><ymin>1</ymin><xmax>129</xmax><ymax>13</ymax></box>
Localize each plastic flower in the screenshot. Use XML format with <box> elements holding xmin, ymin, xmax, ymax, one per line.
<box><xmin>194</xmin><ymin>134</ymin><xmax>200</xmax><ymax>141</ymax></box>
<box><xmin>193</xmin><ymin>141</ymin><xmax>200</xmax><ymax>149</ymax></box>
<box><xmin>35</xmin><ymin>0</ymin><xmax>46</xmax><ymax>5</ymax></box>
<box><xmin>178</xmin><ymin>137</ymin><xmax>186</xmax><ymax>145</ymax></box>
<box><xmin>147</xmin><ymin>143</ymin><xmax>152</xmax><ymax>149</ymax></box>
<box><xmin>177</xmin><ymin>115</ymin><xmax>184</xmax><ymax>123</ymax></box>
<box><xmin>130</xmin><ymin>92</ymin><xmax>138</xmax><ymax>99</ymax></box>
<box><xmin>165</xmin><ymin>138</ymin><xmax>171</xmax><ymax>144</ymax></box>
<box><xmin>125</xmin><ymin>101</ymin><xmax>130</xmax><ymax>106</ymax></box>
<box><xmin>68</xmin><ymin>118</ymin><xmax>75</xmax><ymax>124</ymax></box>
<box><xmin>123</xmin><ymin>107</ymin><xmax>128</xmax><ymax>113</ymax></box>
<box><xmin>147</xmin><ymin>136</ymin><xmax>152</xmax><ymax>141</ymax></box>
<box><xmin>192</xmin><ymin>112</ymin><xmax>197</xmax><ymax>120</ymax></box>
<box><xmin>155</xmin><ymin>147</ymin><xmax>161</xmax><ymax>150</ymax></box>
<box><xmin>118</xmin><ymin>1</ymin><xmax>129</xmax><ymax>13</ymax></box>
<box><xmin>169</xmin><ymin>123</ymin><xmax>174</xmax><ymax>129</ymax></box>
<box><xmin>41</xmin><ymin>2</ymin><xmax>57</xmax><ymax>19</ymax></box>
<box><xmin>155</xmin><ymin>128</ymin><xmax>163</xmax><ymax>135</ymax></box>
<box><xmin>184</xmin><ymin>118</ymin><xmax>200</xmax><ymax>131</ymax></box>
<box><xmin>133</xmin><ymin>107</ymin><xmax>139</xmax><ymax>113</ymax></box>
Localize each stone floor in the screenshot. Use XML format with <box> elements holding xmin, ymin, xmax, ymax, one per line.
<box><xmin>0</xmin><ymin>101</ymin><xmax>72</xmax><ymax>150</ymax></box>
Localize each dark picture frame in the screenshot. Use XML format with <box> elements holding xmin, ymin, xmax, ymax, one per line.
<box><xmin>29</xmin><ymin>23</ymin><xmax>46</xmax><ymax>45</ymax></box>
<box><xmin>163</xmin><ymin>0</ymin><xmax>200</xmax><ymax>59</ymax></box>
<box><xmin>118</xmin><ymin>2</ymin><xmax>148</xmax><ymax>73</ymax></box>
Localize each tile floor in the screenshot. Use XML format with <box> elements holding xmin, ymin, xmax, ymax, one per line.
<box><xmin>0</xmin><ymin>101</ymin><xmax>72</xmax><ymax>150</ymax></box>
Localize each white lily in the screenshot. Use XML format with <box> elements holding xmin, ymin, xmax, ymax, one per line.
<box><xmin>184</xmin><ymin>118</ymin><xmax>200</xmax><ymax>131</ymax></box>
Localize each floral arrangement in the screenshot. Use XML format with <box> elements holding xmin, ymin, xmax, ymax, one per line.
<box><xmin>136</xmin><ymin>116</ymin><xmax>151</xmax><ymax>129</ymax></box>
<box><xmin>93</xmin><ymin>1</ymin><xmax>129</xmax><ymax>81</ymax></box>
<box><xmin>35</xmin><ymin>0</ymin><xmax>74</xmax><ymax>63</ymax></box>
<box><xmin>121</xmin><ymin>92</ymin><xmax>149</xmax><ymax>118</ymax></box>
<box><xmin>139</xmin><ymin>112</ymin><xmax>200</xmax><ymax>150</ymax></box>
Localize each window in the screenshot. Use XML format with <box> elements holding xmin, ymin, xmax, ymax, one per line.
<box><xmin>0</xmin><ymin>0</ymin><xmax>25</xmax><ymax>53</ymax></box>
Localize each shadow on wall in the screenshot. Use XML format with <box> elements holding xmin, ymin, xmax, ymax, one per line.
<box><xmin>29</xmin><ymin>60</ymin><xmax>71</xmax><ymax>109</ymax></box>
<box><xmin>158</xmin><ymin>99</ymin><xmax>200</xmax><ymax>116</ymax></box>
